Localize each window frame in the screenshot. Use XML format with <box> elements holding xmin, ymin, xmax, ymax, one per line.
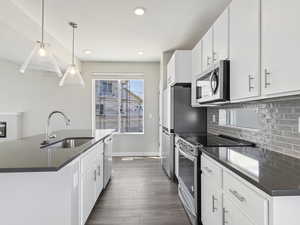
<box><xmin>92</xmin><ymin>78</ymin><xmax>145</xmax><ymax>134</ymax></box>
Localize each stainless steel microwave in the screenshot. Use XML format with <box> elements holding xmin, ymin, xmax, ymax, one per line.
<box><xmin>196</xmin><ymin>60</ymin><xmax>230</xmax><ymax>104</ymax></box>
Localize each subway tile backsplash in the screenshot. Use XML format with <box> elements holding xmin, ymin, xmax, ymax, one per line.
<box><xmin>207</xmin><ymin>98</ymin><xmax>300</xmax><ymax>159</ymax></box>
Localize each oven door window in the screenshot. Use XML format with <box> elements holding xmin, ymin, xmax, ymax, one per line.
<box><xmin>178</xmin><ymin>150</ymin><xmax>195</xmax><ymax>197</ymax></box>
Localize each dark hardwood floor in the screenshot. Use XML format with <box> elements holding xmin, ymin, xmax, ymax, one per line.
<box><xmin>86</xmin><ymin>157</ymin><xmax>191</xmax><ymax>225</ymax></box>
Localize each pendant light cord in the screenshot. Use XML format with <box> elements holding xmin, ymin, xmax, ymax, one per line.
<box><xmin>41</xmin><ymin>0</ymin><xmax>45</xmax><ymax>46</ymax></box>
<box><xmin>69</xmin><ymin>22</ymin><xmax>77</xmax><ymax>65</ymax></box>
<box><xmin>72</xmin><ymin>25</ymin><xmax>75</xmax><ymax>65</ymax></box>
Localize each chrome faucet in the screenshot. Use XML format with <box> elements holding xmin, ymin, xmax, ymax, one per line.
<box><xmin>42</xmin><ymin>111</ymin><xmax>71</xmax><ymax>145</ymax></box>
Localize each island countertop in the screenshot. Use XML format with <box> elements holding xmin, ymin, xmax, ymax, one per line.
<box><xmin>0</xmin><ymin>129</ymin><xmax>114</xmax><ymax>173</ymax></box>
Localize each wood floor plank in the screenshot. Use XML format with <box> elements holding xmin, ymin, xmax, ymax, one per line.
<box><xmin>86</xmin><ymin>157</ymin><xmax>191</xmax><ymax>225</ymax></box>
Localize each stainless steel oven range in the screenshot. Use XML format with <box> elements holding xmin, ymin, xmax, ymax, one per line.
<box><xmin>176</xmin><ymin>137</ymin><xmax>200</xmax><ymax>225</ymax></box>
<box><xmin>176</xmin><ymin>134</ymin><xmax>255</xmax><ymax>225</ymax></box>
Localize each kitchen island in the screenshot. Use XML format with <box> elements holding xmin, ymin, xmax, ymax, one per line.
<box><xmin>0</xmin><ymin>129</ymin><xmax>114</xmax><ymax>225</ymax></box>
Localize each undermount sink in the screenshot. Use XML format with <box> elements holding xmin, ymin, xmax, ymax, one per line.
<box><xmin>41</xmin><ymin>137</ymin><xmax>93</xmax><ymax>149</ymax></box>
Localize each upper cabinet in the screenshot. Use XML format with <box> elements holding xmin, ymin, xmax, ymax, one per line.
<box><xmin>192</xmin><ymin>40</ymin><xmax>202</xmax><ymax>107</ymax></box>
<box><xmin>213</xmin><ymin>8</ymin><xmax>230</xmax><ymax>62</ymax></box>
<box><xmin>261</xmin><ymin>0</ymin><xmax>300</xmax><ymax>97</ymax></box>
<box><xmin>229</xmin><ymin>0</ymin><xmax>261</xmax><ymax>100</ymax></box>
<box><xmin>167</xmin><ymin>50</ymin><xmax>192</xmax><ymax>86</ymax></box>
<box><xmin>192</xmin><ymin>40</ymin><xmax>202</xmax><ymax>78</ymax></box>
<box><xmin>202</xmin><ymin>28</ymin><xmax>214</xmax><ymax>71</ymax></box>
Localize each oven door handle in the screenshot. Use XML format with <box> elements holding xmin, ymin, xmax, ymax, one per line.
<box><xmin>178</xmin><ymin>185</ymin><xmax>196</xmax><ymax>217</ymax></box>
<box><xmin>179</xmin><ymin>149</ymin><xmax>196</xmax><ymax>162</ymax></box>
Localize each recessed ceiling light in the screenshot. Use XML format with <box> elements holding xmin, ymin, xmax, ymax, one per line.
<box><xmin>83</xmin><ymin>49</ymin><xmax>92</xmax><ymax>55</ymax></box>
<box><xmin>138</xmin><ymin>51</ymin><xmax>144</xmax><ymax>55</ymax></box>
<box><xmin>134</xmin><ymin>7</ymin><xmax>145</xmax><ymax>16</ymax></box>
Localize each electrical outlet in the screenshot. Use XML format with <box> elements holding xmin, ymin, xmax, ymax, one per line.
<box><xmin>212</xmin><ymin>114</ymin><xmax>216</xmax><ymax>123</ymax></box>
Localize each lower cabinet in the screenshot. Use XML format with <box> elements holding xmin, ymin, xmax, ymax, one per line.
<box><xmin>201</xmin><ymin>156</ymin><xmax>222</xmax><ymax>225</ymax></box>
<box><xmin>201</xmin><ymin>155</ymin><xmax>268</xmax><ymax>225</ymax></box>
<box><xmin>223</xmin><ymin>197</ymin><xmax>255</xmax><ymax>225</ymax></box>
<box><xmin>81</xmin><ymin>141</ymin><xmax>104</xmax><ymax>225</ymax></box>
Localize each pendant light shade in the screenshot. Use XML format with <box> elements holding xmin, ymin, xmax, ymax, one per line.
<box><xmin>59</xmin><ymin>22</ymin><xmax>85</xmax><ymax>87</ymax></box>
<box><xmin>19</xmin><ymin>0</ymin><xmax>62</xmax><ymax>77</ymax></box>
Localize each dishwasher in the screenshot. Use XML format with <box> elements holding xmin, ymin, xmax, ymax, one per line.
<box><xmin>103</xmin><ymin>136</ymin><xmax>113</xmax><ymax>188</ymax></box>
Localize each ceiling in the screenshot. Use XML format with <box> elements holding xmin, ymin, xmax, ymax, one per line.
<box><xmin>9</xmin><ymin>0</ymin><xmax>230</xmax><ymax>62</ymax></box>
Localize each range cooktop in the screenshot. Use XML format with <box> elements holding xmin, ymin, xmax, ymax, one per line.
<box><xmin>178</xmin><ymin>133</ymin><xmax>255</xmax><ymax>147</ymax></box>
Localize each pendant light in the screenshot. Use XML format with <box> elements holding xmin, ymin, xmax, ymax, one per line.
<box><xmin>59</xmin><ymin>22</ymin><xmax>85</xmax><ymax>87</ymax></box>
<box><xmin>19</xmin><ymin>0</ymin><xmax>62</xmax><ymax>77</ymax></box>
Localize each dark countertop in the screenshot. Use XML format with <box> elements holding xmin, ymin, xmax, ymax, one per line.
<box><xmin>0</xmin><ymin>129</ymin><xmax>114</xmax><ymax>173</ymax></box>
<box><xmin>201</xmin><ymin>146</ymin><xmax>300</xmax><ymax>196</ymax></box>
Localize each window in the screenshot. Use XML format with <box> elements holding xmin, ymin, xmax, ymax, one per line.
<box><xmin>94</xmin><ymin>79</ymin><xmax>144</xmax><ymax>133</ymax></box>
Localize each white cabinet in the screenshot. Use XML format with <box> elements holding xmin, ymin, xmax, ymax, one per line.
<box><xmin>81</xmin><ymin>142</ymin><xmax>104</xmax><ymax>225</ymax></box>
<box><xmin>213</xmin><ymin>7</ymin><xmax>230</xmax><ymax>62</ymax></box>
<box><xmin>261</xmin><ymin>0</ymin><xmax>300</xmax><ymax>97</ymax></box>
<box><xmin>223</xmin><ymin>197</ymin><xmax>255</xmax><ymax>225</ymax></box>
<box><xmin>192</xmin><ymin>40</ymin><xmax>202</xmax><ymax>77</ymax></box>
<box><xmin>229</xmin><ymin>0</ymin><xmax>261</xmax><ymax>101</ymax></box>
<box><xmin>191</xmin><ymin>40</ymin><xmax>202</xmax><ymax>107</ymax></box>
<box><xmin>167</xmin><ymin>50</ymin><xmax>192</xmax><ymax>86</ymax></box>
<box><xmin>96</xmin><ymin>142</ymin><xmax>104</xmax><ymax>197</ymax></box>
<box><xmin>201</xmin><ymin>156</ymin><xmax>223</xmax><ymax>225</ymax></box>
<box><xmin>202</xmin><ymin>28</ymin><xmax>213</xmax><ymax>71</ymax></box>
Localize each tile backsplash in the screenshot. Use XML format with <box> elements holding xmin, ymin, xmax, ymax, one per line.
<box><xmin>208</xmin><ymin>98</ymin><xmax>300</xmax><ymax>159</ymax></box>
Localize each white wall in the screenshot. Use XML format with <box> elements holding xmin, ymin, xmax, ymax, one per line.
<box><xmin>0</xmin><ymin>59</ymin><xmax>160</xmax><ymax>155</ymax></box>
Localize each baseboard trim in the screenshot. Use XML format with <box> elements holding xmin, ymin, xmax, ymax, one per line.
<box><xmin>112</xmin><ymin>152</ymin><xmax>160</xmax><ymax>157</ymax></box>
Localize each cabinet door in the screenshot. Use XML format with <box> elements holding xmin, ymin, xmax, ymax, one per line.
<box><xmin>81</xmin><ymin>152</ymin><xmax>97</xmax><ymax>224</ymax></box>
<box><xmin>95</xmin><ymin>142</ymin><xmax>104</xmax><ymax>198</ymax></box>
<box><xmin>167</xmin><ymin>55</ymin><xmax>175</xmax><ymax>86</ymax></box>
<box><xmin>230</xmin><ymin>0</ymin><xmax>260</xmax><ymax>100</ymax></box>
<box><xmin>192</xmin><ymin>40</ymin><xmax>202</xmax><ymax>77</ymax></box>
<box><xmin>192</xmin><ymin>40</ymin><xmax>202</xmax><ymax>107</ymax></box>
<box><xmin>201</xmin><ymin>169</ymin><xmax>222</xmax><ymax>225</ymax></box>
<box><xmin>202</xmin><ymin>28</ymin><xmax>213</xmax><ymax>71</ymax></box>
<box><xmin>213</xmin><ymin>7</ymin><xmax>229</xmax><ymax>62</ymax></box>
<box><xmin>201</xmin><ymin>171</ymin><xmax>211</xmax><ymax>225</ymax></box>
<box><xmin>261</xmin><ymin>0</ymin><xmax>300</xmax><ymax>96</ymax></box>
<box><xmin>223</xmin><ymin>197</ymin><xmax>255</xmax><ymax>225</ymax></box>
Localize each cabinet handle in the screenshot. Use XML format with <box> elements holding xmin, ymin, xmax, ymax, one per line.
<box><xmin>264</xmin><ymin>69</ymin><xmax>271</xmax><ymax>88</ymax></box>
<box><xmin>248</xmin><ymin>75</ymin><xmax>255</xmax><ymax>92</ymax></box>
<box><xmin>223</xmin><ymin>208</ymin><xmax>229</xmax><ymax>225</ymax></box>
<box><xmin>229</xmin><ymin>189</ymin><xmax>246</xmax><ymax>202</ymax></box>
<box><xmin>97</xmin><ymin>165</ymin><xmax>101</xmax><ymax>176</ymax></box>
<box><xmin>212</xmin><ymin>195</ymin><xmax>217</xmax><ymax>212</ymax></box>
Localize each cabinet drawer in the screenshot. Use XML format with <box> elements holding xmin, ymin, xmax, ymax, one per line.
<box><xmin>201</xmin><ymin>155</ymin><xmax>222</xmax><ymax>188</ymax></box>
<box><xmin>223</xmin><ymin>171</ymin><xmax>268</xmax><ymax>225</ymax></box>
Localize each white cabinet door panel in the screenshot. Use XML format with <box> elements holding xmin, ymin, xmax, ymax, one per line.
<box><xmin>202</xmin><ymin>28</ymin><xmax>213</xmax><ymax>71</ymax></box>
<box><xmin>223</xmin><ymin>197</ymin><xmax>255</xmax><ymax>225</ymax></box>
<box><xmin>213</xmin><ymin>8</ymin><xmax>229</xmax><ymax>62</ymax></box>
<box><xmin>230</xmin><ymin>0</ymin><xmax>260</xmax><ymax>100</ymax></box>
<box><xmin>261</xmin><ymin>0</ymin><xmax>300</xmax><ymax>96</ymax></box>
